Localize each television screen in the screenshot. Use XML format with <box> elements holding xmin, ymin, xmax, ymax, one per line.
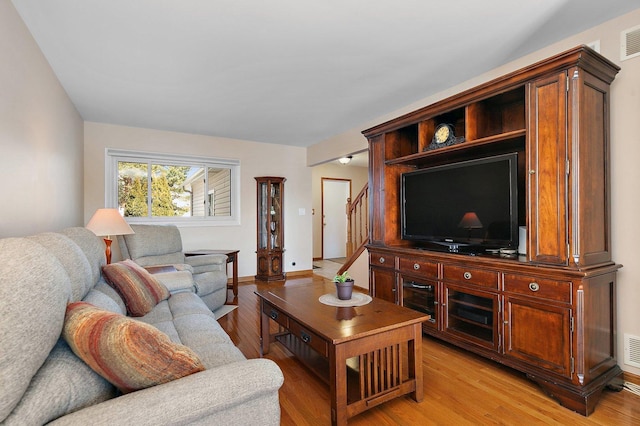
<box><xmin>401</xmin><ymin>153</ymin><xmax>518</xmax><ymax>253</ymax></box>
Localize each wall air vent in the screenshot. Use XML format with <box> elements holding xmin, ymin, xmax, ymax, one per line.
<box><xmin>624</xmin><ymin>333</ymin><xmax>640</xmax><ymax>368</ymax></box>
<box><xmin>621</xmin><ymin>25</ymin><xmax>640</xmax><ymax>61</ymax></box>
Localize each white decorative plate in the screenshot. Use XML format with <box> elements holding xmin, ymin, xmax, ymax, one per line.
<box><xmin>319</xmin><ymin>292</ymin><xmax>372</xmax><ymax>307</ymax></box>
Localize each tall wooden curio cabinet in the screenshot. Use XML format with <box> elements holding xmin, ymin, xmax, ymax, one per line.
<box><xmin>255</xmin><ymin>177</ymin><xmax>285</xmax><ymax>281</ymax></box>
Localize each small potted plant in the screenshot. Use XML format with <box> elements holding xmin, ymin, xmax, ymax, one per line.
<box><xmin>333</xmin><ymin>271</ymin><xmax>354</xmax><ymax>300</ymax></box>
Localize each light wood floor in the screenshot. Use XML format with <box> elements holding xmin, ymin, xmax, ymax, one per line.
<box><xmin>218</xmin><ymin>275</ymin><xmax>640</xmax><ymax>425</ymax></box>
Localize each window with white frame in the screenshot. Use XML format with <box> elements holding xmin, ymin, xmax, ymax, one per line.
<box><xmin>106</xmin><ymin>149</ymin><xmax>240</xmax><ymax>225</ymax></box>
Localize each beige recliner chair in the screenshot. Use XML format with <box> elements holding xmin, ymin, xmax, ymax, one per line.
<box><xmin>117</xmin><ymin>224</ymin><xmax>228</xmax><ymax>312</ymax></box>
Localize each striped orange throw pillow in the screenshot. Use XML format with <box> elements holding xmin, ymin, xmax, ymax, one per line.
<box><xmin>102</xmin><ymin>259</ymin><xmax>170</xmax><ymax>316</ymax></box>
<box><xmin>63</xmin><ymin>302</ymin><xmax>205</xmax><ymax>394</ymax></box>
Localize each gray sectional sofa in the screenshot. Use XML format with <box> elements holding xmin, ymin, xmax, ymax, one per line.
<box><xmin>0</xmin><ymin>227</ymin><xmax>283</xmax><ymax>425</ymax></box>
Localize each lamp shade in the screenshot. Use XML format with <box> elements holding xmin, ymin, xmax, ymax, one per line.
<box><xmin>86</xmin><ymin>209</ymin><xmax>134</xmax><ymax>237</ymax></box>
<box><xmin>458</xmin><ymin>212</ymin><xmax>483</xmax><ymax>229</ymax></box>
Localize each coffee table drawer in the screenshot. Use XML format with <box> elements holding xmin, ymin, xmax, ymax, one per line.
<box><xmin>289</xmin><ymin>319</ymin><xmax>329</xmax><ymax>357</ymax></box>
<box><xmin>263</xmin><ymin>302</ymin><xmax>289</xmax><ymax>328</ymax></box>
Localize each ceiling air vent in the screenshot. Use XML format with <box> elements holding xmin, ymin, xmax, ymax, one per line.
<box><xmin>621</xmin><ymin>24</ymin><xmax>640</xmax><ymax>61</ymax></box>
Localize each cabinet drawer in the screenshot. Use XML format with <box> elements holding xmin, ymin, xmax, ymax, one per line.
<box><xmin>442</xmin><ymin>265</ymin><xmax>498</xmax><ymax>289</ymax></box>
<box><xmin>503</xmin><ymin>274</ymin><xmax>572</xmax><ymax>303</ymax></box>
<box><xmin>262</xmin><ymin>303</ymin><xmax>289</xmax><ymax>328</ymax></box>
<box><xmin>369</xmin><ymin>252</ymin><xmax>395</xmax><ymax>269</ymax></box>
<box><xmin>289</xmin><ymin>319</ymin><xmax>328</xmax><ymax>357</ymax></box>
<box><xmin>398</xmin><ymin>257</ymin><xmax>438</xmax><ymax>278</ymax></box>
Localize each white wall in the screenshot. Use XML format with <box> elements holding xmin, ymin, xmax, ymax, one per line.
<box><xmin>0</xmin><ymin>0</ymin><xmax>84</xmax><ymax>238</ymax></box>
<box><xmin>84</xmin><ymin>122</ymin><xmax>312</xmax><ymax>278</ymax></box>
<box><xmin>308</xmin><ymin>9</ymin><xmax>640</xmax><ymax>376</ymax></box>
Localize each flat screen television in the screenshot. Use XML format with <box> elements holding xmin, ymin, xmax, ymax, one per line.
<box><xmin>401</xmin><ymin>153</ymin><xmax>519</xmax><ymax>254</ymax></box>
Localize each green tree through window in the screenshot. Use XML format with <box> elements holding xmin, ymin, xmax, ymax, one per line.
<box><xmin>111</xmin><ymin>152</ymin><xmax>237</xmax><ymax>223</ymax></box>
<box><xmin>118</xmin><ymin>162</ymin><xmax>191</xmax><ymax>217</ymax></box>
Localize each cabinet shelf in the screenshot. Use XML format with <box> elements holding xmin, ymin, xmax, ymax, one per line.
<box><xmin>403</xmin><ymin>299</ymin><xmax>434</xmax><ymax>317</ymax></box>
<box><xmin>448</xmin><ymin>320</ymin><xmax>494</xmax><ymax>342</ymax></box>
<box><xmin>449</xmin><ymin>313</ymin><xmax>493</xmax><ymax>330</ymax></box>
<box><xmin>385</xmin><ymin>128</ymin><xmax>526</xmax><ymax>167</ymax></box>
<box><xmin>448</xmin><ymin>291</ymin><xmax>494</xmax><ymax>331</ymax></box>
<box><xmin>449</xmin><ymin>295</ymin><xmax>493</xmax><ymax>312</ymax></box>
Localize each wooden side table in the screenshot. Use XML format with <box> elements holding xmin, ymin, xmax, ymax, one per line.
<box><xmin>184</xmin><ymin>249</ymin><xmax>239</xmax><ymax>301</ymax></box>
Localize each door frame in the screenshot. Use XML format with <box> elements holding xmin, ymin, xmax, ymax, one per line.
<box><xmin>321</xmin><ymin>177</ymin><xmax>352</xmax><ymax>260</ymax></box>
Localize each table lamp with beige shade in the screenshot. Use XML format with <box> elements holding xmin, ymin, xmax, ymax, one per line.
<box><xmin>86</xmin><ymin>208</ymin><xmax>134</xmax><ymax>264</ymax></box>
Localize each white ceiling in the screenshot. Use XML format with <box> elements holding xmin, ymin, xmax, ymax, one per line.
<box><xmin>11</xmin><ymin>0</ymin><xmax>640</xmax><ymax>147</ymax></box>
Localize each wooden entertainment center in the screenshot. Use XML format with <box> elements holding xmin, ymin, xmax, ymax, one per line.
<box><xmin>363</xmin><ymin>46</ymin><xmax>621</xmax><ymax>416</ymax></box>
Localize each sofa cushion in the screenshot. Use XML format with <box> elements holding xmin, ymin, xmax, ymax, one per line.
<box><xmin>2</xmin><ymin>340</ymin><xmax>116</xmax><ymax>425</ymax></box>
<box><xmin>0</xmin><ymin>238</ymin><xmax>71</xmax><ymax>422</ymax></box>
<box><xmin>102</xmin><ymin>259</ymin><xmax>170</xmax><ymax>316</ymax></box>
<box><xmin>27</xmin><ymin>232</ymin><xmax>94</xmax><ymax>302</ymax></box>
<box><xmin>83</xmin><ymin>280</ymin><xmax>127</xmax><ymax>314</ymax></box>
<box><xmin>135</xmin><ymin>293</ymin><xmax>245</xmax><ymax>368</ymax></box>
<box><xmin>60</xmin><ymin>227</ymin><xmax>108</xmax><ymax>294</ymax></box>
<box><xmin>192</xmin><ymin>270</ymin><xmax>227</xmax><ymax>296</ymax></box>
<box><xmin>120</xmin><ymin>224</ymin><xmax>185</xmax><ymax>266</ymax></box>
<box><xmin>62</xmin><ymin>302</ymin><xmax>205</xmax><ymax>394</ymax></box>
<box><xmin>153</xmin><ymin>270</ymin><xmax>196</xmax><ymax>294</ymax></box>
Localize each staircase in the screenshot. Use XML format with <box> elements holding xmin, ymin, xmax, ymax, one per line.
<box><xmin>338</xmin><ymin>183</ymin><xmax>369</xmax><ymax>275</ymax></box>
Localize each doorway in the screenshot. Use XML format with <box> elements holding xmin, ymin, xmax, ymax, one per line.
<box><xmin>322</xmin><ymin>178</ymin><xmax>351</xmax><ymax>260</ymax></box>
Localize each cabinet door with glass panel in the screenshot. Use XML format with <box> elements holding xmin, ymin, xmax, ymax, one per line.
<box><xmin>443</xmin><ymin>283</ymin><xmax>499</xmax><ymax>351</ymax></box>
<box><xmin>400</xmin><ymin>275</ymin><xmax>438</xmax><ymax>331</ymax></box>
<box><xmin>255</xmin><ymin>177</ymin><xmax>285</xmax><ymax>281</ymax></box>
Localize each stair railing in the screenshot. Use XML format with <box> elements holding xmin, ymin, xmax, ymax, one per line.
<box><xmin>338</xmin><ymin>183</ymin><xmax>369</xmax><ymax>275</ymax></box>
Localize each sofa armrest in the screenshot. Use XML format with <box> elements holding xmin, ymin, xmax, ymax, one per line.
<box><xmin>185</xmin><ymin>254</ymin><xmax>227</xmax><ymax>274</ymax></box>
<box><xmin>185</xmin><ymin>254</ymin><xmax>227</xmax><ymax>266</ymax></box>
<box><xmin>153</xmin><ymin>270</ymin><xmax>195</xmax><ymax>294</ymax></box>
<box><xmin>49</xmin><ymin>359</ymin><xmax>283</xmax><ymax>426</ymax></box>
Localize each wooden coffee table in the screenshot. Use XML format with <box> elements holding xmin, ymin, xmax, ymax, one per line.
<box><xmin>256</xmin><ymin>283</ymin><xmax>429</xmax><ymax>425</ymax></box>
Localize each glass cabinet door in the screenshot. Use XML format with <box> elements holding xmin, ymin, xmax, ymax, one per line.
<box><xmin>444</xmin><ymin>284</ymin><xmax>498</xmax><ymax>350</ymax></box>
<box><xmin>270</xmin><ymin>182</ymin><xmax>281</xmax><ymax>249</ymax></box>
<box><xmin>401</xmin><ymin>276</ymin><xmax>438</xmax><ymax>329</ymax></box>
<box><xmin>258</xmin><ymin>181</ymin><xmax>268</xmax><ymax>249</ymax></box>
